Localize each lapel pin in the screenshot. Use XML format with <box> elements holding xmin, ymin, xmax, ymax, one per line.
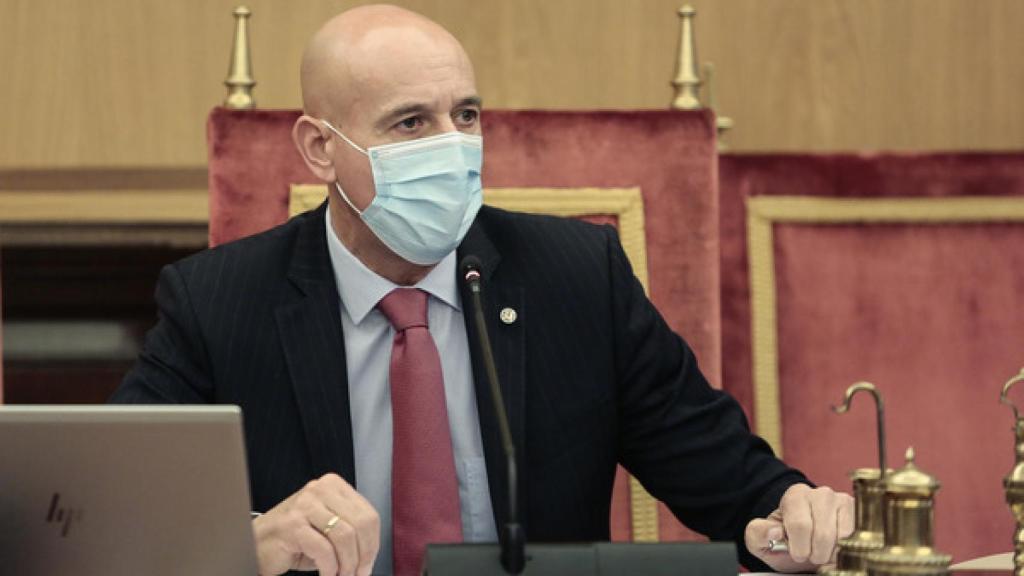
<box><xmin>499</xmin><ymin>307</ymin><xmax>518</xmax><ymax>325</ymax></box>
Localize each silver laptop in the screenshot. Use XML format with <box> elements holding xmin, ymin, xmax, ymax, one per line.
<box><xmin>0</xmin><ymin>405</ymin><xmax>258</xmax><ymax>575</ymax></box>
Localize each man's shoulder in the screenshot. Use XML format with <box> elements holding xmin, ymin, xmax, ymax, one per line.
<box><xmin>470</xmin><ymin>205</ymin><xmax>620</xmax><ymax>285</ymax></box>
<box><xmin>475</xmin><ymin>204</ymin><xmax>613</xmax><ymax>247</ymax></box>
<box><xmin>171</xmin><ymin>207</ymin><xmax>319</xmax><ymax>282</ymax></box>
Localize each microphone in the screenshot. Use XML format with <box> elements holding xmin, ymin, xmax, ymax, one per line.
<box><xmin>459</xmin><ymin>255</ymin><xmax>525</xmax><ymax>575</ymax></box>
<box><xmin>423</xmin><ymin>258</ymin><xmax>739</xmax><ymax>575</ymax></box>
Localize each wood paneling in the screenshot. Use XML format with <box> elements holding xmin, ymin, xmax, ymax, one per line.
<box><xmin>1</xmin><ymin>0</ymin><xmax>1021</xmax><ymax>173</ymax></box>
<box><xmin>691</xmin><ymin>0</ymin><xmax>1024</xmax><ymax>151</ymax></box>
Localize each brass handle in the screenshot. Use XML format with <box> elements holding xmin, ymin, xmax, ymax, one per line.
<box><xmin>1000</xmin><ymin>368</ymin><xmax>1024</xmax><ymax>422</ymax></box>
<box><xmin>833</xmin><ymin>381</ymin><xmax>888</xmax><ymax>478</ymax></box>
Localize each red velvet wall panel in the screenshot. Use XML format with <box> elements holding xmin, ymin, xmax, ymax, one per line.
<box><xmin>207</xmin><ymin>108</ymin><xmax>721</xmax><ymax>542</ymax></box>
<box><xmin>720</xmin><ymin>153</ymin><xmax>1024</xmax><ymax>561</ymax></box>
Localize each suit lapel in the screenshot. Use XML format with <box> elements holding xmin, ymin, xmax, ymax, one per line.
<box><xmin>275</xmin><ymin>204</ymin><xmax>357</xmax><ymax>484</ymax></box>
<box><xmin>457</xmin><ymin>214</ymin><xmax>528</xmax><ymax>533</ymax></box>
<box><xmin>271</xmin><ymin>205</ymin><xmax>525</xmax><ymax>524</ymax></box>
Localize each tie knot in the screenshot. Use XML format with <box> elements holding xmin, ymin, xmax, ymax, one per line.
<box><xmin>378</xmin><ymin>288</ymin><xmax>429</xmax><ymax>331</ymax></box>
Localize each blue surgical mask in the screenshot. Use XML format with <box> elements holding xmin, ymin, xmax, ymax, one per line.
<box><xmin>321</xmin><ymin>120</ymin><xmax>483</xmax><ymax>265</ymax></box>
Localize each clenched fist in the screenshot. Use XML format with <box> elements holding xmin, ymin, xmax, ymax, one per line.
<box><xmin>253</xmin><ymin>473</ymin><xmax>380</xmax><ymax>576</ymax></box>
<box><xmin>745</xmin><ymin>484</ymin><xmax>855</xmax><ymax>572</ymax></box>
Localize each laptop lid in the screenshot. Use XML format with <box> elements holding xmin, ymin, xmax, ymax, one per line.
<box><xmin>0</xmin><ymin>405</ymin><xmax>258</xmax><ymax>575</ymax></box>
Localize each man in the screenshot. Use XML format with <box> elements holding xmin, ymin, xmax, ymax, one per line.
<box><xmin>112</xmin><ymin>5</ymin><xmax>853</xmax><ymax>576</ymax></box>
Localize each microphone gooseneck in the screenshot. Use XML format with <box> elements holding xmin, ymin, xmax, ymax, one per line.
<box><xmin>459</xmin><ymin>255</ymin><xmax>525</xmax><ymax>575</ymax></box>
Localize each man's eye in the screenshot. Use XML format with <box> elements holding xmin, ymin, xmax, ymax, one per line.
<box><xmin>397</xmin><ymin>117</ymin><xmax>422</xmax><ymax>131</ymax></box>
<box><xmin>456</xmin><ymin>109</ymin><xmax>479</xmax><ymax>124</ymax></box>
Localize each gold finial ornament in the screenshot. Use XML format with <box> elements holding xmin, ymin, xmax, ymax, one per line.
<box><xmin>866</xmin><ymin>447</ymin><xmax>951</xmax><ymax>576</ymax></box>
<box><xmin>671</xmin><ymin>5</ymin><xmax>701</xmax><ymax>110</ymax></box>
<box><xmin>1001</xmin><ymin>368</ymin><xmax>1024</xmax><ymax>576</ymax></box>
<box><xmin>884</xmin><ymin>448</ymin><xmax>938</xmax><ymax>493</ymax></box>
<box><xmin>224</xmin><ymin>6</ymin><xmax>256</xmax><ymax>109</ymax></box>
<box><xmin>819</xmin><ymin>382</ymin><xmax>889</xmax><ymax>576</ymax></box>
<box><xmin>670</xmin><ymin>7</ymin><xmax>734</xmax><ymax>148</ymax></box>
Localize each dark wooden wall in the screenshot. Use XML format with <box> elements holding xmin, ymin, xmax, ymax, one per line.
<box><xmin>2</xmin><ymin>244</ymin><xmax>198</xmax><ymax>403</ymax></box>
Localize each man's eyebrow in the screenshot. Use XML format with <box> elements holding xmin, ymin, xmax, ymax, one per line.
<box><xmin>457</xmin><ymin>96</ymin><xmax>483</xmax><ymax>109</ymax></box>
<box><xmin>375</xmin><ymin>103</ymin><xmax>432</xmax><ymax>130</ymax></box>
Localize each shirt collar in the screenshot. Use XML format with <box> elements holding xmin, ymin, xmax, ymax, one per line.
<box><xmin>324</xmin><ymin>208</ymin><xmax>461</xmax><ymax>325</ymax></box>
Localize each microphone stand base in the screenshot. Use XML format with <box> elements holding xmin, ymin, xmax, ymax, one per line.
<box><xmin>422</xmin><ymin>541</ymin><xmax>737</xmax><ymax>576</ymax></box>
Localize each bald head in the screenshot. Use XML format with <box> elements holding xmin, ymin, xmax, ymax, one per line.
<box><xmin>290</xmin><ymin>4</ymin><xmax>482</xmax><ymax>283</ymax></box>
<box><xmin>300</xmin><ymin>4</ymin><xmax>474</xmax><ymax>121</ymax></box>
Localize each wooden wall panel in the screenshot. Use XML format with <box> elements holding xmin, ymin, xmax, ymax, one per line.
<box><xmin>690</xmin><ymin>0</ymin><xmax>1024</xmax><ymax>151</ymax></box>
<box><xmin>0</xmin><ymin>0</ymin><xmax>1022</xmax><ymax>173</ymax></box>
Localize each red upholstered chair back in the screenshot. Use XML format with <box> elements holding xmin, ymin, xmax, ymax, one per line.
<box><xmin>207</xmin><ymin>107</ymin><xmax>721</xmax><ymax>543</ymax></box>
<box><xmin>719</xmin><ymin>152</ymin><xmax>1024</xmax><ymax>562</ymax></box>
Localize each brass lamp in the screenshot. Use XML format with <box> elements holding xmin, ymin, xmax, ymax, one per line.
<box><xmin>820</xmin><ymin>468</ymin><xmax>887</xmax><ymax>576</ymax></box>
<box><xmin>1000</xmin><ymin>368</ymin><xmax>1024</xmax><ymax>576</ymax></box>
<box><xmin>866</xmin><ymin>447</ymin><xmax>951</xmax><ymax>576</ymax></box>
<box><xmin>819</xmin><ymin>382</ymin><xmax>888</xmax><ymax>576</ymax></box>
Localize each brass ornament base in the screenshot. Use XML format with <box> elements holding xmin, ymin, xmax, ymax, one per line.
<box><xmin>821</xmin><ymin>566</ymin><xmax>871</xmax><ymax>576</ymax></box>
<box><xmin>1005</xmin><ymin>478</ymin><xmax>1024</xmax><ymax>576</ymax></box>
<box><xmin>819</xmin><ymin>568</ymin><xmax>867</xmax><ymax>576</ymax></box>
<box><xmin>865</xmin><ymin>548</ymin><xmax>951</xmax><ymax>576</ymax></box>
<box><xmin>827</xmin><ymin>533</ymin><xmax>885</xmax><ymax>575</ymax></box>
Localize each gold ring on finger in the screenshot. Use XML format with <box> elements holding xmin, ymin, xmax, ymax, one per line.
<box><xmin>322</xmin><ymin>514</ymin><xmax>341</xmax><ymax>535</ymax></box>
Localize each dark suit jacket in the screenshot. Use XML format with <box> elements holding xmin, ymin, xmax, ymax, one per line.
<box><xmin>111</xmin><ymin>203</ymin><xmax>806</xmax><ymax>569</ymax></box>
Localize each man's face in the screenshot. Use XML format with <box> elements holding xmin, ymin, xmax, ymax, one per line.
<box><xmin>326</xmin><ymin>27</ymin><xmax>481</xmax><ymax>212</ymax></box>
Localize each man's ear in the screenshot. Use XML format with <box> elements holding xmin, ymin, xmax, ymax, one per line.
<box><xmin>292</xmin><ymin>115</ymin><xmax>337</xmax><ymax>182</ymax></box>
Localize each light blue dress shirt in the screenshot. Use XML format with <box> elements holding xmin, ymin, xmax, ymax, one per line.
<box><xmin>324</xmin><ymin>210</ymin><xmax>498</xmax><ymax>575</ymax></box>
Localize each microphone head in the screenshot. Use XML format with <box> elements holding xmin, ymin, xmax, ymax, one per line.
<box><xmin>460</xmin><ymin>255</ymin><xmax>483</xmax><ymax>283</ymax></box>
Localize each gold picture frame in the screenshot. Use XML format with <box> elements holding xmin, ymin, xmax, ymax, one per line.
<box><xmin>746</xmin><ymin>195</ymin><xmax>1024</xmax><ymax>457</ymax></box>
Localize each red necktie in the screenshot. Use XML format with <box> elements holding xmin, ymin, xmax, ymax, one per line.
<box><xmin>378</xmin><ymin>288</ymin><xmax>463</xmax><ymax>576</ymax></box>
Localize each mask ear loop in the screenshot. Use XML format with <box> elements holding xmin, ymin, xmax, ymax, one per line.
<box><xmin>321</xmin><ymin>120</ymin><xmax>368</xmax><ymax>155</ymax></box>
<box><xmin>320</xmin><ymin>119</ymin><xmax>370</xmax><ymax>216</ymax></box>
<box><xmin>333</xmin><ymin>181</ymin><xmax>364</xmax><ymax>216</ymax></box>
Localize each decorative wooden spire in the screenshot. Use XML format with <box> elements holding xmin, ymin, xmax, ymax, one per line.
<box><xmin>224</xmin><ymin>6</ymin><xmax>256</xmax><ymax>109</ymax></box>
<box><xmin>671</xmin><ymin>6</ymin><xmax>734</xmax><ymax>149</ymax></box>
<box><xmin>671</xmin><ymin>5</ymin><xmax>701</xmax><ymax>110</ymax></box>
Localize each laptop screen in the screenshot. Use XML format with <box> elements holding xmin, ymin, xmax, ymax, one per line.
<box><xmin>0</xmin><ymin>406</ymin><xmax>258</xmax><ymax>575</ymax></box>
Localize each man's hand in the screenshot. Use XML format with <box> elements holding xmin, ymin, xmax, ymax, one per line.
<box><xmin>252</xmin><ymin>473</ymin><xmax>380</xmax><ymax>576</ymax></box>
<box><xmin>744</xmin><ymin>484</ymin><xmax>854</xmax><ymax>573</ymax></box>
